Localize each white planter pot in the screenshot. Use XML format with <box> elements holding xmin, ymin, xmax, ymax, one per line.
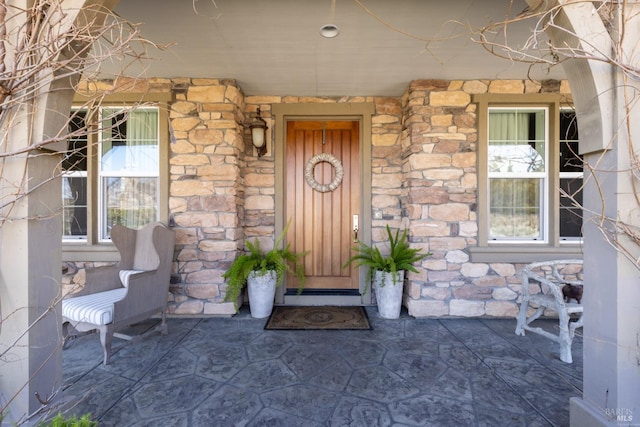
<box><xmin>247</xmin><ymin>270</ymin><xmax>277</xmax><ymax>319</ymax></box>
<box><xmin>374</xmin><ymin>270</ymin><xmax>405</xmax><ymax>319</ymax></box>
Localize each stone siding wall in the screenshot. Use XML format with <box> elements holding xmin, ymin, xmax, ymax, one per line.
<box><xmin>63</xmin><ymin>77</ymin><xmax>579</xmax><ymax>317</ymax></box>
<box><xmin>370</xmin><ymin>97</ymin><xmax>405</xmax><ymax>233</ymax></box>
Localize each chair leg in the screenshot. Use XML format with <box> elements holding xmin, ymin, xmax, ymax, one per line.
<box><xmin>569</xmin><ymin>313</ymin><xmax>584</xmax><ymax>339</ymax></box>
<box><xmin>62</xmin><ymin>322</ymin><xmax>73</xmax><ymax>349</ymax></box>
<box><xmin>62</xmin><ymin>321</ymin><xmax>95</xmax><ymax>349</ymax></box>
<box><xmin>158</xmin><ymin>310</ymin><xmax>168</xmax><ymax>335</ymax></box>
<box><xmin>515</xmin><ymin>299</ymin><xmax>529</xmax><ymax>336</ymax></box>
<box><xmin>99</xmin><ymin>326</ymin><xmax>113</xmax><ymax>365</ymax></box>
<box><xmin>558</xmin><ymin>309</ymin><xmax>573</xmax><ymax>364</ymax></box>
<box><xmin>558</xmin><ymin>329</ymin><xmax>573</xmax><ymax>363</ymax></box>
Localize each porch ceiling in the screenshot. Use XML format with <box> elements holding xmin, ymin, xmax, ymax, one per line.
<box><xmin>113</xmin><ymin>0</ymin><xmax>565</xmax><ymax>97</ymax></box>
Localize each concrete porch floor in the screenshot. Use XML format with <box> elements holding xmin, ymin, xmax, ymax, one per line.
<box><xmin>60</xmin><ymin>306</ymin><xmax>582</xmax><ymax>426</ymax></box>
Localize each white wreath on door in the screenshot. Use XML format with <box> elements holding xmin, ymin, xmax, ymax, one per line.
<box><xmin>304</xmin><ymin>153</ymin><xmax>344</xmax><ymax>193</ymax></box>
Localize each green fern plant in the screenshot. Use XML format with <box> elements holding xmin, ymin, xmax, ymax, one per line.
<box><xmin>223</xmin><ymin>221</ymin><xmax>307</xmax><ymax>309</ymax></box>
<box><xmin>343</xmin><ymin>224</ymin><xmax>430</xmax><ymax>291</ymax></box>
<box><xmin>38</xmin><ymin>413</ymin><xmax>97</xmax><ymax>427</ymax></box>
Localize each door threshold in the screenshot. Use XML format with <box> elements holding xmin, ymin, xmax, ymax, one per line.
<box><xmin>286</xmin><ymin>289</ymin><xmax>361</xmax><ymax>296</ymax></box>
<box><xmin>283</xmin><ymin>289</ymin><xmax>364</xmax><ymax>306</ymax></box>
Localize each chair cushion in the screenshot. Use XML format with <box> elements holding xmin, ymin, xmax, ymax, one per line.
<box><xmin>119</xmin><ymin>269</ymin><xmax>143</xmax><ymax>288</ymax></box>
<box><xmin>62</xmin><ymin>288</ymin><xmax>127</xmax><ymax>325</ymax></box>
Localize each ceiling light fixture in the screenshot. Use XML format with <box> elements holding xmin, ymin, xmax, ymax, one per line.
<box><xmin>320</xmin><ymin>0</ymin><xmax>339</xmax><ymax>38</ymax></box>
<box><xmin>320</xmin><ymin>24</ymin><xmax>340</xmax><ymax>38</ymax></box>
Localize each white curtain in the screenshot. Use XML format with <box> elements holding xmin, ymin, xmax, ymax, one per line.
<box><xmin>489</xmin><ymin>111</ymin><xmax>528</xmax><ymax>141</ymax></box>
<box><xmin>126</xmin><ymin>109</ymin><xmax>158</xmax><ymax>173</ymax></box>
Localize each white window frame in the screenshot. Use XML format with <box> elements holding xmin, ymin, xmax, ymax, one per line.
<box><xmin>559</xmin><ymin>108</ymin><xmax>583</xmax><ymax>243</ymax></box>
<box><xmin>97</xmin><ymin>106</ymin><xmax>161</xmax><ymax>242</ymax></box>
<box><xmin>470</xmin><ymin>94</ymin><xmax>582</xmax><ymax>263</ymax></box>
<box><xmin>487</xmin><ymin>106</ymin><xmax>550</xmax><ymax>243</ymax></box>
<box><xmin>62</xmin><ymin>93</ymin><xmax>170</xmax><ymax>261</ymax></box>
<box><xmin>62</xmin><ymin>107</ymin><xmax>89</xmax><ymax>242</ymax></box>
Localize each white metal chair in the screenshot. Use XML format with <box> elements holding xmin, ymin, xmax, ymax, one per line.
<box><xmin>62</xmin><ymin>222</ymin><xmax>175</xmax><ymax>365</ymax></box>
<box><xmin>515</xmin><ymin>259</ymin><xmax>584</xmax><ymax>363</ymax></box>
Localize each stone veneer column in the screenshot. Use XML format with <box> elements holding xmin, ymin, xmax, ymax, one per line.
<box><xmin>169</xmin><ymin>79</ymin><xmax>244</xmax><ymax>315</ymax></box>
<box><xmin>242</xmin><ymin>96</ymin><xmax>281</xmax><ymax>243</ymax></box>
<box><xmin>401</xmin><ymin>80</ymin><xmax>477</xmax><ymax>317</ymax></box>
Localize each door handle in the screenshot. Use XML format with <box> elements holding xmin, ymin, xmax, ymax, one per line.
<box><xmin>353</xmin><ymin>214</ymin><xmax>359</xmax><ymax>242</ymax></box>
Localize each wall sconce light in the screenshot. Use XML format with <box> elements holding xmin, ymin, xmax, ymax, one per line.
<box><xmin>249</xmin><ymin>107</ymin><xmax>268</xmax><ymax>157</ymax></box>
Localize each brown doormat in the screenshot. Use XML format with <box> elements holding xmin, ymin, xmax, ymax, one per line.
<box><xmin>264</xmin><ymin>306</ymin><xmax>371</xmax><ymax>330</ymax></box>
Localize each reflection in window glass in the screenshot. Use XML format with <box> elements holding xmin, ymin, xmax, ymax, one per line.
<box><xmin>100</xmin><ymin>108</ymin><xmax>159</xmax><ymax>174</ymax></box>
<box><xmin>559</xmin><ymin>110</ymin><xmax>583</xmax><ymax>240</ymax></box>
<box><xmin>99</xmin><ymin>107</ymin><xmax>159</xmax><ymax>240</ymax></box>
<box><xmin>488</xmin><ymin>109</ymin><xmax>546</xmax><ymax>173</ymax></box>
<box><xmin>62</xmin><ymin>109</ymin><xmax>88</xmax><ymax>240</ymax></box>
<box><xmin>103</xmin><ymin>177</ymin><xmax>158</xmax><ymax>236</ymax></box>
<box><xmin>490</xmin><ymin>178</ymin><xmax>542</xmax><ymax>239</ymax></box>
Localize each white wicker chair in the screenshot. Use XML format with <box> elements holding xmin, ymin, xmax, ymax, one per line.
<box><xmin>515</xmin><ymin>259</ymin><xmax>584</xmax><ymax>363</ymax></box>
<box><xmin>62</xmin><ymin>222</ymin><xmax>175</xmax><ymax>365</ymax></box>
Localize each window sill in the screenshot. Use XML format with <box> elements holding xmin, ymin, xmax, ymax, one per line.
<box><xmin>469</xmin><ymin>244</ymin><xmax>583</xmax><ymax>263</ymax></box>
<box><xmin>62</xmin><ymin>243</ymin><xmax>119</xmax><ymax>262</ymax></box>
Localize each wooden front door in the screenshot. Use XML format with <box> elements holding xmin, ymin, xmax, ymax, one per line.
<box><xmin>285</xmin><ymin>120</ymin><xmax>360</xmax><ymax>293</ymax></box>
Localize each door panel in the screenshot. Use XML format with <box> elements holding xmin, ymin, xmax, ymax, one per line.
<box><xmin>285</xmin><ymin>121</ymin><xmax>360</xmax><ymax>291</ymax></box>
